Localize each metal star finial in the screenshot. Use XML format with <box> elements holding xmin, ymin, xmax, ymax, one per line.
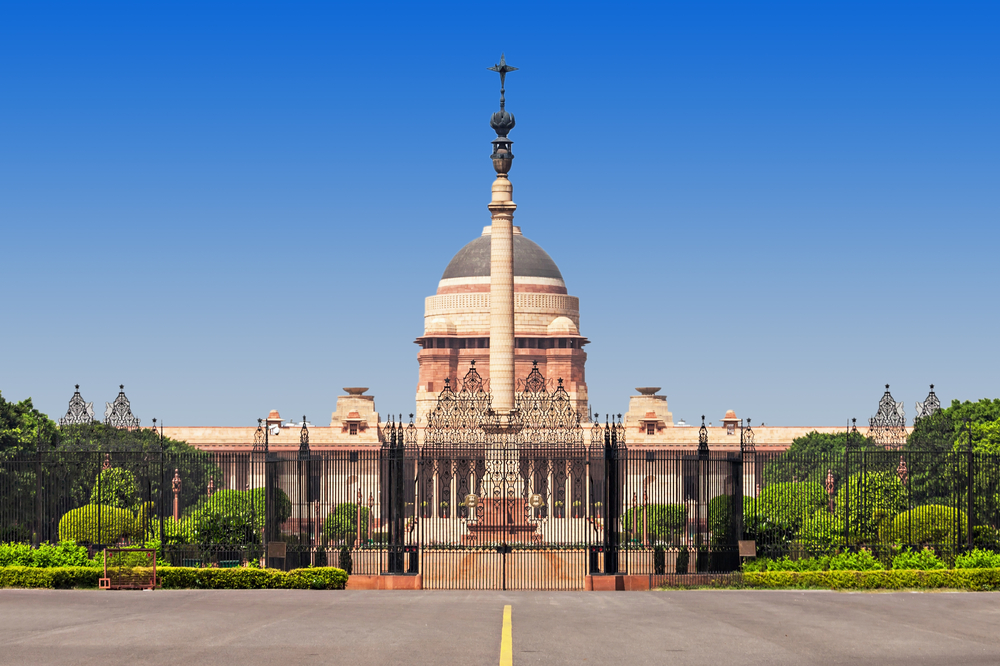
<box><xmin>488</xmin><ymin>53</ymin><xmax>518</xmax><ymax>110</ymax></box>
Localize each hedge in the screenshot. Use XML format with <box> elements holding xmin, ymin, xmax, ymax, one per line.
<box><xmin>742</xmin><ymin>568</ymin><xmax>1000</xmax><ymax>591</ymax></box>
<box><xmin>0</xmin><ymin>566</ymin><xmax>102</xmax><ymax>589</ymax></box>
<box><xmin>0</xmin><ymin>566</ymin><xmax>348</xmax><ymax>590</ymax></box>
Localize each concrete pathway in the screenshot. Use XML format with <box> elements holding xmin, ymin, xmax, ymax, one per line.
<box><xmin>2</xmin><ymin>589</ymin><xmax>999</xmax><ymax>665</ymax></box>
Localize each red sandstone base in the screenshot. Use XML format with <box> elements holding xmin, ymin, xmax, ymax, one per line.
<box><xmin>346</xmin><ymin>574</ymin><xmax>423</xmax><ymax>590</ymax></box>
<box><xmin>584</xmin><ymin>575</ymin><xmax>650</xmax><ymax>591</ymax></box>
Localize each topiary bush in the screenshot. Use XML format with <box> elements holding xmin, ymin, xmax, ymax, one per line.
<box><xmin>885</xmin><ymin>505</ymin><xmax>967</xmax><ymax>547</ymax></box>
<box><xmin>835</xmin><ymin>471</ymin><xmax>908</xmax><ymax>543</ymax></box>
<box><xmin>675</xmin><ymin>547</ymin><xmax>689</xmax><ymax>574</ymax></box>
<box><xmin>339</xmin><ymin>544</ymin><xmax>353</xmax><ymax>574</ymax></box>
<box><xmin>891</xmin><ymin>547</ymin><xmax>945</xmax><ymax>570</ymax></box>
<box><xmin>797</xmin><ymin>509</ymin><xmax>844</xmax><ymax>548</ymax></box>
<box><xmin>58</xmin><ymin>505</ymin><xmax>137</xmax><ymax>545</ymax></box>
<box><xmin>972</xmin><ymin>525</ymin><xmax>1000</xmax><ymax>552</ymax></box>
<box><xmin>758</xmin><ymin>482</ymin><xmax>827</xmax><ymax>535</ymax></box>
<box><xmin>89</xmin><ymin>467</ymin><xmax>140</xmax><ymax>510</ymax></box>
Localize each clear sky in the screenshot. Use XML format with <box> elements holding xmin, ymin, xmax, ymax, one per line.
<box><xmin>1</xmin><ymin>1</ymin><xmax>997</xmax><ymax>428</ymax></box>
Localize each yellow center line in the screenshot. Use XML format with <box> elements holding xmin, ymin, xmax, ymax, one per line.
<box><xmin>500</xmin><ymin>604</ymin><xmax>513</xmax><ymax>666</ymax></box>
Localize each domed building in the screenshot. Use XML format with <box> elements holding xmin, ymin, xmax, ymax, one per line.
<box><xmin>414</xmin><ymin>224</ymin><xmax>589</xmax><ymax>424</ymax></box>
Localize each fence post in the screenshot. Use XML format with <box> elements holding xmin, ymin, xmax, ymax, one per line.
<box><xmin>159</xmin><ymin>445</ymin><xmax>165</xmax><ymax>551</ymax></box>
<box><xmin>967</xmin><ymin>419</ymin><xmax>974</xmax><ymax>550</ymax></box>
<box><xmin>844</xmin><ymin>419</ymin><xmax>853</xmax><ymax>546</ymax></box>
<box><xmin>34</xmin><ymin>430</ymin><xmax>41</xmax><ymax>547</ymax></box>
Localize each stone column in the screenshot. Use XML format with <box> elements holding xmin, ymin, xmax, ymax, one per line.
<box><xmin>488</xmin><ymin>174</ymin><xmax>517</xmax><ymax>413</ymax></box>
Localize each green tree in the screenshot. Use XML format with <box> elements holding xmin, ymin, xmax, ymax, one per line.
<box><xmin>762</xmin><ymin>431</ymin><xmax>876</xmax><ymax>487</ymax></box>
<box><xmin>953</xmin><ymin>418</ymin><xmax>1000</xmax><ymax>454</ymax></box>
<box><xmin>0</xmin><ymin>392</ymin><xmax>58</xmax><ymax>458</ymax></box>
<box><xmin>707</xmin><ymin>495</ymin><xmax>757</xmax><ymax>545</ymax></box>
<box><xmin>183</xmin><ymin>488</ymin><xmax>291</xmax><ymax>546</ymax></box>
<box><xmin>907</xmin><ymin>398</ymin><xmax>1000</xmax><ymax>452</ymax></box>
<box><xmin>622</xmin><ymin>504</ymin><xmax>685</xmax><ymax>543</ymax></box>
<box><xmin>757</xmin><ymin>482</ymin><xmax>827</xmax><ymax>534</ymax></box>
<box><xmin>323</xmin><ymin>503</ymin><xmax>370</xmax><ymax>544</ymax></box>
<box><xmin>90</xmin><ymin>467</ymin><xmax>139</xmax><ymax>510</ymax></box>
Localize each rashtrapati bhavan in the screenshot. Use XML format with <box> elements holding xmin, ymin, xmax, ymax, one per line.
<box><xmin>161</xmin><ymin>66</ymin><xmax>856</xmax><ymax>454</ymax></box>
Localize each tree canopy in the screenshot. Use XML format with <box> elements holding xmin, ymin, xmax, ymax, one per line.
<box><xmin>908</xmin><ymin>398</ymin><xmax>1000</xmax><ymax>452</ymax></box>
<box><xmin>0</xmin><ymin>391</ymin><xmax>58</xmax><ymax>458</ymax></box>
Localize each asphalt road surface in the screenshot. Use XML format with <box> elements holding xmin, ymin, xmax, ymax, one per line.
<box><xmin>2</xmin><ymin>589</ymin><xmax>999</xmax><ymax>665</ymax></box>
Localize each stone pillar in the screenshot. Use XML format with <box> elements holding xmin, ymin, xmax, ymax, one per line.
<box><xmin>488</xmin><ymin>174</ymin><xmax>517</xmax><ymax>413</ymax></box>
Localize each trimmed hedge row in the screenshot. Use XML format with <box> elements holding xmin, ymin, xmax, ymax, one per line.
<box><xmin>743</xmin><ymin>568</ymin><xmax>1000</xmax><ymax>591</ymax></box>
<box><xmin>0</xmin><ymin>566</ymin><xmax>347</xmax><ymax>590</ymax></box>
<box><xmin>0</xmin><ymin>566</ymin><xmax>102</xmax><ymax>589</ymax></box>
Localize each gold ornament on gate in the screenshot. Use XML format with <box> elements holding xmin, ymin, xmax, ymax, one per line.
<box><xmin>528</xmin><ymin>493</ymin><xmax>545</xmax><ymax>509</ymax></box>
<box><xmin>465</xmin><ymin>494</ymin><xmax>479</xmax><ymax>507</ymax></box>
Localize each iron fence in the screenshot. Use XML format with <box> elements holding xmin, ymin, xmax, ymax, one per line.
<box><xmin>2</xmin><ymin>442</ymin><xmax>998</xmax><ymax>584</ymax></box>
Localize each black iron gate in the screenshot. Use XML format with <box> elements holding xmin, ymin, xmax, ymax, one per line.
<box><xmin>418</xmin><ymin>443</ymin><xmax>589</xmax><ymax>590</ymax></box>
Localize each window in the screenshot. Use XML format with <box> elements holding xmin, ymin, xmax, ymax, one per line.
<box><xmin>727</xmin><ymin>423</ymin><xmax>735</xmax><ymax>435</ymax></box>
<box><xmin>646</xmin><ymin>423</ymin><xmax>656</xmax><ymax>436</ymax></box>
<box><xmin>349</xmin><ymin>423</ymin><xmax>358</xmax><ymax>435</ymax></box>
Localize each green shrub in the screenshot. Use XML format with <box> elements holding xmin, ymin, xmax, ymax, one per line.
<box><xmin>828</xmin><ymin>550</ymin><xmax>883</xmax><ymax>571</ymax></box>
<box><xmin>654</xmin><ymin>545</ymin><xmax>665</xmax><ymax>575</ymax></box>
<box><xmin>58</xmin><ymin>505</ymin><xmax>137</xmax><ymax>545</ymax></box>
<box><xmin>796</xmin><ymin>510</ymin><xmax>843</xmax><ymax>548</ymax></box>
<box><xmin>742</xmin><ymin>569</ymin><xmax>1000</xmax><ymax>591</ymax></box>
<box><xmin>835</xmin><ymin>471</ymin><xmax>908</xmax><ymax>542</ymax></box>
<box><xmin>622</xmin><ymin>504</ymin><xmax>686</xmax><ymax>542</ymax></box>
<box><xmin>284</xmin><ymin>567</ymin><xmax>349</xmax><ymax>590</ymax></box>
<box><xmin>892</xmin><ymin>548</ymin><xmax>946</xmax><ymax>570</ymax></box>
<box><xmin>89</xmin><ymin>467</ymin><xmax>140</xmax><ymax>510</ymax></box>
<box><xmin>758</xmin><ymin>482</ymin><xmax>827</xmax><ymax>534</ymax></box>
<box><xmin>707</xmin><ymin>496</ymin><xmax>757</xmax><ymax>545</ymax></box>
<box><xmin>675</xmin><ymin>547</ymin><xmax>689</xmax><ymax>574</ymax></box>
<box><xmin>156</xmin><ymin>566</ymin><xmax>348</xmax><ymax>590</ymax></box>
<box><xmin>955</xmin><ymin>548</ymin><xmax>1000</xmax><ymax>569</ymax></box>
<box><xmin>323</xmin><ymin>503</ymin><xmax>370</xmax><ymax>543</ymax></box>
<box><xmin>181</xmin><ymin>488</ymin><xmax>290</xmax><ymax>546</ymax></box>
<box><xmin>972</xmin><ymin>526</ymin><xmax>1000</xmax><ymax>551</ymax></box>
<box><xmin>743</xmin><ymin>555</ymin><xmax>829</xmax><ymax>572</ymax></box>
<box><xmin>885</xmin><ymin>505</ymin><xmax>967</xmax><ymax>546</ymax></box>
<box><xmin>0</xmin><ymin>541</ymin><xmax>98</xmax><ymax>568</ymax></box>
<box><xmin>339</xmin><ymin>544</ymin><xmax>353</xmax><ymax>575</ymax></box>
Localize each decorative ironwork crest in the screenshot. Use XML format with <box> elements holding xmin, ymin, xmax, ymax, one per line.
<box><xmin>740</xmin><ymin>418</ymin><xmax>755</xmax><ymax>455</ymax></box>
<box><xmin>868</xmin><ymin>384</ymin><xmax>907</xmax><ymax>450</ymax></box>
<box><xmin>425</xmin><ymin>361</ymin><xmax>584</xmax><ymax>449</ymax></box>
<box><xmin>298</xmin><ymin>416</ymin><xmax>310</xmax><ymax>459</ymax></box>
<box><xmin>915</xmin><ymin>384</ymin><xmax>941</xmax><ymax>422</ymax></box>
<box><xmin>104</xmin><ymin>385</ymin><xmax>140</xmax><ymax>430</ymax></box>
<box><xmin>59</xmin><ymin>385</ymin><xmax>95</xmax><ymax>426</ymax></box>
<box><xmin>253</xmin><ymin>418</ymin><xmax>268</xmax><ymax>453</ymax></box>
<box><xmin>590</xmin><ymin>413</ymin><xmax>625</xmax><ymax>451</ymax></box>
<box><xmin>698</xmin><ymin>415</ymin><xmax>709</xmax><ymax>457</ymax></box>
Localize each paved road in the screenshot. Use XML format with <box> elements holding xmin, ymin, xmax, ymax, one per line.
<box><xmin>2</xmin><ymin>589</ymin><xmax>999</xmax><ymax>665</ymax></box>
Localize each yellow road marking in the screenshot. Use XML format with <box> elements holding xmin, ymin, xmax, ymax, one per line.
<box><xmin>500</xmin><ymin>604</ymin><xmax>513</xmax><ymax>666</ymax></box>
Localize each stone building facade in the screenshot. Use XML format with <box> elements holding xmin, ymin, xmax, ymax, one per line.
<box><xmin>414</xmin><ymin>225</ymin><xmax>588</xmax><ymax>425</ymax></box>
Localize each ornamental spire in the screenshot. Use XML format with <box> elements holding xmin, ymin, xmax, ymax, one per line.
<box><xmin>488</xmin><ymin>54</ymin><xmax>516</xmax><ymax>174</ymax></box>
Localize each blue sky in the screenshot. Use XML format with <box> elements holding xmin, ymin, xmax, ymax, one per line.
<box><xmin>1</xmin><ymin>1</ymin><xmax>997</xmax><ymax>427</ymax></box>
